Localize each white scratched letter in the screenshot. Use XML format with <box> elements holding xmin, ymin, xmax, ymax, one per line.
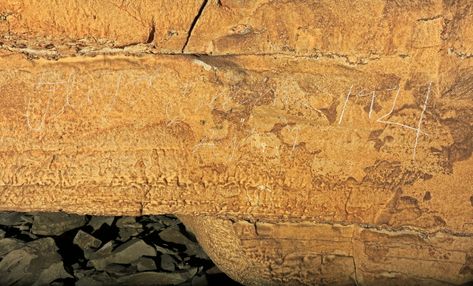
<box><xmin>412</xmin><ymin>82</ymin><xmax>432</xmax><ymax>160</ymax></box>
<box><xmin>338</xmin><ymin>85</ymin><xmax>353</xmax><ymax>125</ymax></box>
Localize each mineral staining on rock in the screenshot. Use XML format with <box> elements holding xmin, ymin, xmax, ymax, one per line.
<box><xmin>0</xmin><ymin>0</ymin><xmax>472</xmax><ymax>285</ymax></box>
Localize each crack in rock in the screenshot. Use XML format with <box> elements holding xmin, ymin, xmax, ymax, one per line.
<box><xmin>181</xmin><ymin>0</ymin><xmax>209</xmax><ymax>53</ymax></box>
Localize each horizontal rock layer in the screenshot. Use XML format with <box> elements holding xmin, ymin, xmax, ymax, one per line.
<box><xmin>0</xmin><ymin>49</ymin><xmax>472</xmax><ymax>234</ymax></box>
<box><xmin>1</xmin><ymin>0</ymin><xmax>472</xmax><ymax>59</ymax></box>
<box><xmin>182</xmin><ymin>215</ymin><xmax>473</xmax><ymax>285</ymax></box>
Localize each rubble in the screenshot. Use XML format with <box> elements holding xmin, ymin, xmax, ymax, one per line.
<box><xmin>0</xmin><ymin>212</ymin><xmax>237</xmax><ymax>285</ymax></box>
<box><xmin>90</xmin><ymin>238</ymin><xmax>156</xmax><ymax>270</ymax></box>
<box><xmin>87</xmin><ymin>216</ymin><xmax>115</xmax><ymax>232</ymax></box>
<box><xmin>0</xmin><ymin>238</ymin><xmax>71</xmax><ymax>286</ymax></box>
<box><xmin>31</xmin><ymin>213</ymin><xmax>87</xmax><ymax>236</ymax></box>
<box><xmin>73</xmin><ymin>230</ymin><xmax>102</xmax><ymax>251</ymax></box>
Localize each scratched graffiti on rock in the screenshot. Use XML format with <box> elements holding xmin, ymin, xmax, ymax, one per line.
<box><xmin>338</xmin><ymin>82</ymin><xmax>433</xmax><ymax>160</ymax></box>
<box><xmin>2</xmin><ymin>68</ymin><xmax>439</xmax><ymax>164</ymax></box>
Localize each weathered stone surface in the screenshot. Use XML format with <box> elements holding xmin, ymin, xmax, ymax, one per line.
<box><xmin>0</xmin><ymin>238</ymin><xmax>71</xmax><ymax>286</ymax></box>
<box><xmin>103</xmin><ymin>263</ymin><xmax>138</xmax><ymax>276</ymax></box>
<box><xmin>181</xmin><ymin>215</ymin><xmax>473</xmax><ymax>286</ymax></box>
<box><xmin>86</xmin><ymin>240</ymin><xmax>115</xmax><ymax>261</ymax></box>
<box><xmin>90</xmin><ymin>238</ymin><xmax>156</xmax><ymax>270</ymax></box>
<box><xmin>31</xmin><ymin>212</ymin><xmax>86</xmax><ymax>235</ymax></box>
<box><xmin>0</xmin><ymin>52</ymin><xmax>470</xmax><ymax>234</ymax></box>
<box><xmin>0</xmin><ymin>0</ymin><xmax>203</xmax><ymax>53</ymax></box>
<box><xmin>73</xmin><ymin>229</ymin><xmax>102</xmax><ymax>251</ymax></box>
<box><xmin>154</xmin><ymin>244</ymin><xmax>179</xmax><ymax>256</ymax></box>
<box><xmin>0</xmin><ymin>0</ymin><xmax>472</xmax><ymax>285</ymax></box>
<box><xmin>116</xmin><ymin>268</ymin><xmax>198</xmax><ymax>286</ymax></box>
<box><xmin>159</xmin><ymin>225</ymin><xmax>201</xmax><ymax>257</ymax></box>
<box><xmin>116</xmin><ymin>216</ymin><xmax>143</xmax><ymax>241</ymax></box>
<box><xmin>133</xmin><ymin>256</ymin><xmax>158</xmax><ymax>272</ymax></box>
<box><xmin>160</xmin><ymin>254</ymin><xmax>177</xmax><ymax>272</ymax></box>
<box><xmin>186</xmin><ymin>0</ymin><xmax>472</xmax><ymax>62</ymax></box>
<box><xmin>87</xmin><ymin>216</ymin><xmax>115</xmax><ymax>232</ymax></box>
<box><xmin>76</xmin><ymin>271</ymin><xmax>114</xmax><ymax>286</ymax></box>
<box><xmin>0</xmin><ymin>237</ymin><xmax>24</xmax><ymax>256</ymax></box>
<box><xmin>192</xmin><ymin>274</ymin><xmax>208</xmax><ymax>286</ymax></box>
<box><xmin>0</xmin><ymin>212</ymin><xmax>32</xmax><ymax>226</ymax></box>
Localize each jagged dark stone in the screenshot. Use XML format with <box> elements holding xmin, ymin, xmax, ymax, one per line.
<box><xmin>0</xmin><ymin>212</ymin><xmax>241</xmax><ymax>285</ymax></box>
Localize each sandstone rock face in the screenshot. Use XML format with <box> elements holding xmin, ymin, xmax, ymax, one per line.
<box><xmin>0</xmin><ymin>0</ymin><xmax>472</xmax><ymax>285</ymax></box>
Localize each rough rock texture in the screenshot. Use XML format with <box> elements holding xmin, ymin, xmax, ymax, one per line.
<box><xmin>0</xmin><ymin>0</ymin><xmax>203</xmax><ymax>53</ymax></box>
<box><xmin>32</xmin><ymin>212</ymin><xmax>86</xmax><ymax>235</ymax></box>
<box><xmin>181</xmin><ymin>215</ymin><xmax>473</xmax><ymax>286</ymax></box>
<box><xmin>0</xmin><ymin>0</ymin><xmax>472</xmax><ymax>285</ymax></box>
<box><xmin>0</xmin><ymin>237</ymin><xmax>72</xmax><ymax>286</ymax></box>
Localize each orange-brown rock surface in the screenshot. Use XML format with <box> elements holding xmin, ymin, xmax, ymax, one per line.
<box><xmin>0</xmin><ymin>0</ymin><xmax>472</xmax><ymax>285</ymax></box>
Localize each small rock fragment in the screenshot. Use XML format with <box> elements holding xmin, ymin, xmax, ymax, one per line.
<box><xmin>116</xmin><ymin>217</ymin><xmax>142</xmax><ymax>241</ymax></box>
<box><xmin>0</xmin><ymin>238</ymin><xmax>25</xmax><ymax>256</ymax></box>
<box><xmin>116</xmin><ymin>217</ymin><xmax>137</xmax><ymax>228</ymax></box>
<box><xmin>159</xmin><ymin>225</ymin><xmax>204</xmax><ymax>257</ymax></box>
<box><xmin>146</xmin><ymin>221</ymin><xmax>166</xmax><ymax>231</ymax></box>
<box><xmin>0</xmin><ymin>238</ymin><xmax>71</xmax><ymax>286</ymax></box>
<box><xmin>192</xmin><ymin>274</ymin><xmax>208</xmax><ymax>286</ymax></box>
<box><xmin>103</xmin><ymin>263</ymin><xmax>137</xmax><ymax>276</ymax></box>
<box><xmin>14</xmin><ymin>225</ymin><xmax>30</xmax><ymax>231</ymax></box>
<box><xmin>76</xmin><ymin>271</ymin><xmax>113</xmax><ymax>286</ymax></box>
<box><xmin>206</xmin><ymin>266</ymin><xmax>223</xmax><ymax>275</ymax></box>
<box><xmin>31</xmin><ymin>212</ymin><xmax>86</xmax><ymax>236</ymax></box>
<box><xmin>159</xmin><ymin>225</ymin><xmax>188</xmax><ymax>244</ymax></box>
<box><xmin>73</xmin><ymin>230</ymin><xmax>102</xmax><ymax>251</ymax></box>
<box><xmin>116</xmin><ymin>268</ymin><xmax>198</xmax><ymax>286</ymax></box>
<box><xmin>33</xmin><ymin>261</ymin><xmax>72</xmax><ymax>286</ymax></box>
<box><xmin>0</xmin><ymin>228</ymin><xmax>6</xmax><ymax>239</ymax></box>
<box><xmin>160</xmin><ymin>254</ymin><xmax>176</xmax><ymax>272</ymax></box>
<box><xmin>85</xmin><ymin>240</ymin><xmax>115</xmax><ymax>260</ymax></box>
<box><xmin>149</xmin><ymin>215</ymin><xmax>179</xmax><ymax>227</ymax></box>
<box><xmin>133</xmin><ymin>256</ymin><xmax>157</xmax><ymax>272</ymax></box>
<box><xmin>87</xmin><ymin>216</ymin><xmax>115</xmax><ymax>231</ymax></box>
<box><xmin>90</xmin><ymin>239</ymin><xmax>156</xmax><ymax>270</ymax></box>
<box><xmin>0</xmin><ymin>248</ymin><xmax>37</xmax><ymax>285</ymax></box>
<box><xmin>73</xmin><ymin>268</ymin><xmax>96</xmax><ymax>280</ymax></box>
<box><xmin>20</xmin><ymin>230</ymin><xmax>38</xmax><ymax>240</ymax></box>
<box><xmin>176</xmin><ymin>260</ymin><xmax>192</xmax><ymax>271</ymax></box>
<box><xmin>154</xmin><ymin>244</ymin><xmax>179</xmax><ymax>255</ymax></box>
<box><xmin>0</xmin><ymin>212</ymin><xmax>32</xmax><ymax>226</ymax></box>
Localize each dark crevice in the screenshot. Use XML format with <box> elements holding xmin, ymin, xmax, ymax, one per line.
<box><xmin>52</xmin><ymin>228</ymin><xmax>87</xmax><ymax>269</ymax></box>
<box><xmin>146</xmin><ymin>18</ymin><xmax>156</xmax><ymax>44</ymax></box>
<box><xmin>181</xmin><ymin>0</ymin><xmax>209</xmax><ymax>53</ymax></box>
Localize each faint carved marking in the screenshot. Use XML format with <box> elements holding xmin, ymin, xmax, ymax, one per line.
<box><xmin>338</xmin><ymin>85</ymin><xmax>353</xmax><ymax>125</ymax></box>
<box><xmin>338</xmin><ymin>82</ymin><xmax>432</xmax><ymax>159</ymax></box>
<box><xmin>412</xmin><ymin>82</ymin><xmax>432</xmax><ymax>160</ymax></box>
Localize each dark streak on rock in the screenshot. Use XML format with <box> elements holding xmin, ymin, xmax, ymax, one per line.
<box><xmin>181</xmin><ymin>0</ymin><xmax>209</xmax><ymax>53</ymax></box>
<box><xmin>146</xmin><ymin>18</ymin><xmax>156</xmax><ymax>44</ymax></box>
<box><xmin>368</xmin><ymin>129</ymin><xmax>385</xmax><ymax>151</ymax></box>
<box><xmin>423</xmin><ymin>191</ymin><xmax>432</xmax><ymax>201</ymax></box>
<box><xmin>319</xmin><ymin>99</ymin><xmax>339</xmax><ymax>125</ymax></box>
